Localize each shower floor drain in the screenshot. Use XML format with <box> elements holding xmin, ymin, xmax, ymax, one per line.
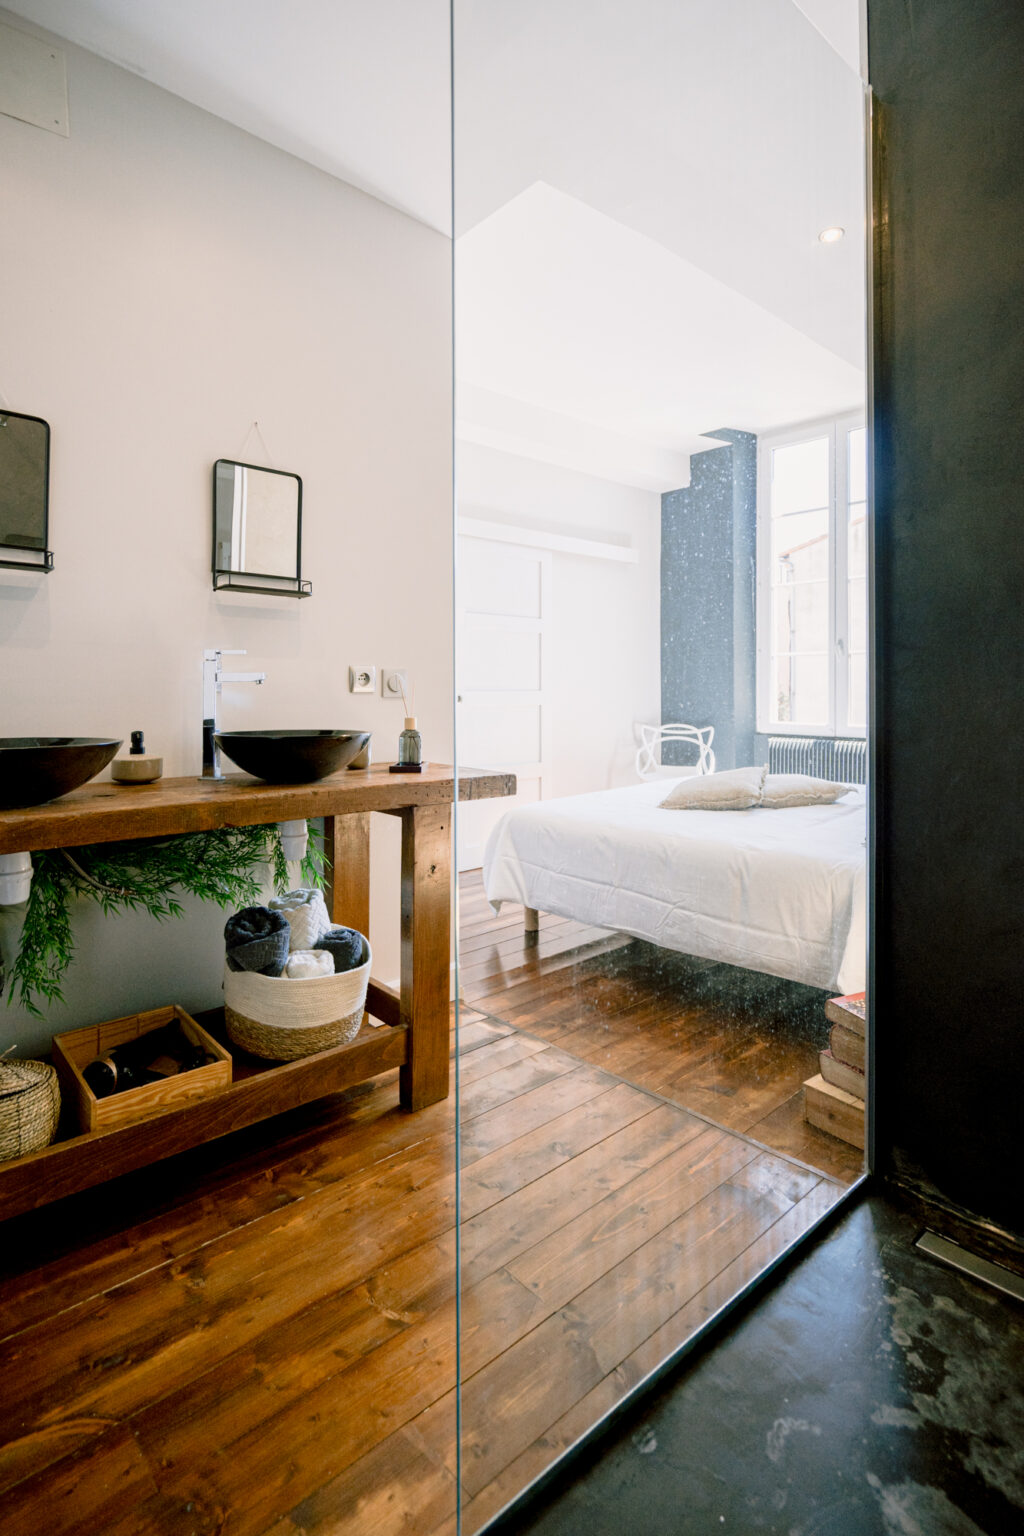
<box><xmin>916</xmin><ymin>1230</ymin><xmax>1024</xmax><ymax>1303</ymax></box>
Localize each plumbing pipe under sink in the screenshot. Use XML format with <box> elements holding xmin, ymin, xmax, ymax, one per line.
<box><xmin>277</xmin><ymin>819</ymin><xmax>309</xmax><ymax>862</ymax></box>
<box><xmin>0</xmin><ymin>852</ymin><xmax>32</xmax><ymax>906</ymax></box>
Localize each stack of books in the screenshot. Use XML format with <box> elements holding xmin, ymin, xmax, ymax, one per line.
<box><xmin>803</xmin><ymin>991</ymin><xmax>866</xmax><ymax>1149</ymax></box>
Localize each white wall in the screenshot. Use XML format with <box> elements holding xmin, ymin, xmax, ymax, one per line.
<box><xmin>0</xmin><ymin>15</ymin><xmax>452</xmax><ymax>1053</ymax></box>
<box><xmin>456</xmin><ymin>440</ymin><xmax>661</xmax><ymax>804</ymax></box>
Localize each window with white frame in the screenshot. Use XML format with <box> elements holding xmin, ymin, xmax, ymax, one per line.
<box><xmin>756</xmin><ymin>414</ymin><xmax>867</xmax><ymax>736</ymax></box>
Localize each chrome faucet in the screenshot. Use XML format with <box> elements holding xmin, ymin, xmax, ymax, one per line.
<box><xmin>201</xmin><ymin>648</ymin><xmax>266</xmax><ymax>779</ymax></box>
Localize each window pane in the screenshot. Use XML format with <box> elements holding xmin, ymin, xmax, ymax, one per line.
<box><xmin>847</xmin><ymin>650</ymin><xmax>867</xmax><ymax>728</ymax></box>
<box><xmin>848</xmin><ymin>507</ymin><xmax>867</xmax><ymax>578</ymax></box>
<box><xmin>772</xmin><ymin>506</ymin><xmax>829</xmax><ymax>574</ymax></box>
<box><xmin>774</xmin><ymin>650</ymin><xmax>830</xmax><ymax>725</ymax></box>
<box><xmin>773</xmin><ymin>579</ymin><xmax>830</xmax><ymax>654</ymax></box>
<box><xmin>848</xmin><ymin>426</ymin><xmax>867</xmax><ymax>503</ymax></box>
<box><xmin>771</xmin><ymin>436</ymin><xmax>829</xmax><ymax>516</ymax></box>
<box><xmin>848</xmin><ymin>575</ymin><xmax>867</xmax><ymax>653</ymax></box>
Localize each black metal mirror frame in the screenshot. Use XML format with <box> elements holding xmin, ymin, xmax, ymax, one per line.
<box><xmin>211</xmin><ymin>457</ymin><xmax>311</xmax><ymax>598</ymax></box>
<box><xmin>0</xmin><ymin>409</ymin><xmax>54</xmax><ymax>573</ymax></box>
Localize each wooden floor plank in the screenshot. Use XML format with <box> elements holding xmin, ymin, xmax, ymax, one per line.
<box><xmin>273</xmin><ymin>1418</ymin><xmax>459</xmax><ymax>1536</ymax></box>
<box><xmin>458</xmin><ymin>1081</ymin><xmax>659</xmax><ymax>1220</ymax></box>
<box><xmin>458</xmin><ymin>925</ymin><xmax>626</xmax><ymax>988</ymax></box>
<box><xmin>504</xmin><ymin>1127</ymin><xmax>763</xmax><ymax>1309</ymax></box>
<box><xmin>461</xmin><ymin>934</ymin><xmax>632</xmax><ymax>999</ymax></box>
<box><xmin>456</xmin><ymin>1032</ymin><xmax>552</xmax><ymax>1086</ymax></box>
<box><xmin>0</xmin><ymin>1131</ymin><xmax>456</xmax><ymax>1436</ymax></box>
<box><xmin>617</xmin><ymin>1174</ymin><xmax>841</xmax><ymax>1384</ymax></box>
<box><xmin>459</xmin><ymin>871</ymin><xmax>861</xmax><ymax>1184</ymax></box>
<box><xmin>747</xmin><ymin>1088</ymin><xmax>865</xmax><ymax>1182</ymax></box>
<box><xmin>0</xmin><ymin>873</ymin><xmax>856</xmax><ymax>1536</ymax></box>
<box><xmin>458</xmin><ymin>1063</ymin><xmax>618</xmax><ymax>1164</ymax></box>
<box><xmin>460</xmin><ymin>1105</ymin><xmax>712</xmax><ymax>1287</ymax></box>
<box><xmin>0</xmin><ymin>1087</ymin><xmax>451</xmax><ymax>1340</ymax></box>
<box><xmin>577</xmin><ymin>1157</ymin><xmax>813</xmax><ymax>1378</ymax></box>
<box><xmin>458</xmin><ymin>1161</ymin><xmax>810</xmax><ymax>1498</ymax></box>
<box><xmin>0</xmin><ymin>1424</ymin><xmax>178</xmax><ymax>1536</ymax></box>
<box><xmin>454</xmin><ymin>1017</ymin><xmax>515</xmax><ymax>1053</ymax></box>
<box><xmin>457</xmin><ymin>1047</ymin><xmax>581</xmax><ymax>1122</ymax></box>
<box><xmin>130</xmin><ymin>1228</ymin><xmax>460</xmax><ymax>1486</ymax></box>
<box><xmin>458</xmin><ymin>1180</ymin><xmax>841</xmax><ymax>1536</ymax></box>
<box><xmin>145</xmin><ymin>1293</ymin><xmax>459</xmax><ymax>1536</ymax></box>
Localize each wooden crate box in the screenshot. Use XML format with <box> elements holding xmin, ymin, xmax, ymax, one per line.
<box><xmin>52</xmin><ymin>1005</ymin><xmax>232</xmax><ymax>1134</ymax></box>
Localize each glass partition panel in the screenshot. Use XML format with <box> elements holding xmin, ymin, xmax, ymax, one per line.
<box><xmin>453</xmin><ymin>3</ymin><xmax>870</xmax><ymax>1527</ymax></box>
<box><xmin>0</xmin><ymin>8</ymin><xmax>456</xmax><ymax>1535</ymax></box>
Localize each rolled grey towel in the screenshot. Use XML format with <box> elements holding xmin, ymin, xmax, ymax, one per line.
<box><xmin>315</xmin><ymin>926</ymin><xmax>365</xmax><ymax>974</ymax></box>
<box><xmin>224</xmin><ymin>906</ymin><xmax>290</xmax><ymax>975</ymax></box>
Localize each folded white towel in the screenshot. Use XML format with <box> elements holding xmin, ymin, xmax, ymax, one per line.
<box><xmin>283</xmin><ymin>949</ymin><xmax>335</xmax><ymax>980</ymax></box>
<box><xmin>268</xmin><ymin>888</ymin><xmax>331</xmax><ymax>951</ymax></box>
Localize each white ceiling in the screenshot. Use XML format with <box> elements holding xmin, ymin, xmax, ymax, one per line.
<box><xmin>456</xmin><ymin>183</ymin><xmax>864</xmax><ymax>490</ymax></box>
<box><xmin>2</xmin><ymin>0</ymin><xmax>453</xmax><ymax>229</ymax></box>
<box><xmin>5</xmin><ymin>0</ymin><xmax>867</xmax><ymax>491</ymax></box>
<box><xmin>454</xmin><ymin>1</ymin><xmax>866</xmax><ymax>365</ymax></box>
<box><xmin>453</xmin><ymin>0</ymin><xmax>867</xmax><ymax>485</ymax></box>
<box><xmin>791</xmin><ymin>0</ymin><xmax>863</xmax><ymax>71</ymax></box>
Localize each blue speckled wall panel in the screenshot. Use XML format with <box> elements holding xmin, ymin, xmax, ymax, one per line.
<box><xmin>660</xmin><ymin>430</ymin><xmax>756</xmax><ymax>770</ymax></box>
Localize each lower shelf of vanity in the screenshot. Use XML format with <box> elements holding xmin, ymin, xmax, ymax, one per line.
<box><xmin>0</xmin><ymin>1009</ymin><xmax>408</xmax><ymax>1224</ymax></box>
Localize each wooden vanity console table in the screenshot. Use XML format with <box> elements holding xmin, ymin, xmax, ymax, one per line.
<box><xmin>0</xmin><ymin>764</ymin><xmax>515</xmax><ymax>1221</ymax></box>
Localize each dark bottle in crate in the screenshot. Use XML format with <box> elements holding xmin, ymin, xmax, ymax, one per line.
<box><xmin>82</xmin><ymin>1023</ymin><xmax>208</xmax><ymax>1099</ymax></box>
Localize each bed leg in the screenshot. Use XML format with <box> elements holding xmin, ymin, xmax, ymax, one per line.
<box><xmin>524</xmin><ymin>906</ymin><xmax>540</xmax><ymax>932</ymax></box>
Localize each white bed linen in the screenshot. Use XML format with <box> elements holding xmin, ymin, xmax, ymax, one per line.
<box><xmin>482</xmin><ymin>779</ymin><xmax>866</xmax><ymax>993</ymax></box>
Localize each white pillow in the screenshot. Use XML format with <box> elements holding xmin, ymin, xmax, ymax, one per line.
<box><xmin>760</xmin><ymin>773</ymin><xmax>853</xmax><ymax>809</ymax></box>
<box><xmin>660</xmin><ymin>765</ymin><xmax>766</xmax><ymax>810</ymax></box>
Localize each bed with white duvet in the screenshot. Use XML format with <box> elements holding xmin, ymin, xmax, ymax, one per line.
<box><xmin>482</xmin><ymin>778</ymin><xmax>866</xmax><ymax>994</ymax></box>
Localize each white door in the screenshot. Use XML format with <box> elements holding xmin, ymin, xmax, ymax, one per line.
<box><xmin>455</xmin><ymin>533</ymin><xmax>551</xmax><ymax>871</ymax></box>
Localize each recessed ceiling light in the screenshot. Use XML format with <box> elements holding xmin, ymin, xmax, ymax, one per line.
<box><xmin>818</xmin><ymin>226</ymin><xmax>845</xmax><ymax>244</ymax></box>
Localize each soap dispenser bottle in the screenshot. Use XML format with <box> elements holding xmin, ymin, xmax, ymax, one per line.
<box><xmin>112</xmin><ymin>730</ymin><xmax>164</xmax><ymax>784</ymax></box>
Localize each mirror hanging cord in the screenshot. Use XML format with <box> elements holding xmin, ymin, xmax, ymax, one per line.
<box><xmin>238</xmin><ymin>420</ymin><xmax>277</xmax><ymax>469</ymax></box>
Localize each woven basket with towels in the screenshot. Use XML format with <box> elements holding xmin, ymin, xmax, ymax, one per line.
<box><xmin>223</xmin><ymin>933</ymin><xmax>371</xmax><ymax>1061</ymax></box>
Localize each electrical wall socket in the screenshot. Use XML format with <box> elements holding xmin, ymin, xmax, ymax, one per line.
<box><xmin>349</xmin><ymin>665</ymin><xmax>376</xmax><ymax>694</ymax></box>
<box><xmin>382</xmin><ymin>669</ymin><xmax>408</xmax><ymax>702</ymax></box>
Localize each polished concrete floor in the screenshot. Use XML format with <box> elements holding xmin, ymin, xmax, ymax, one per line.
<box><xmin>487</xmin><ymin>1194</ymin><xmax>1024</xmax><ymax>1536</ymax></box>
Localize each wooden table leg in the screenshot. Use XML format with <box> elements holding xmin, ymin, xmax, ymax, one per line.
<box><xmin>399</xmin><ymin>802</ymin><xmax>451</xmax><ymax>1110</ymax></box>
<box><xmin>323</xmin><ymin>813</ymin><xmax>370</xmax><ymax>937</ymax></box>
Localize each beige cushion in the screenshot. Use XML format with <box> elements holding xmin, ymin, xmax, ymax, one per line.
<box><xmin>660</xmin><ymin>765</ymin><xmax>766</xmax><ymax>810</ymax></box>
<box><xmin>761</xmin><ymin>773</ymin><xmax>853</xmax><ymax>808</ymax></box>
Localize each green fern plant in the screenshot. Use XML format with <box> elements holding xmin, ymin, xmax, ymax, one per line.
<box><xmin>4</xmin><ymin>823</ymin><xmax>326</xmax><ymax>1016</ymax></box>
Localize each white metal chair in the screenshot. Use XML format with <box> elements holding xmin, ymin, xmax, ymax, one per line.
<box><xmin>635</xmin><ymin>722</ymin><xmax>716</xmax><ymax>779</ymax></box>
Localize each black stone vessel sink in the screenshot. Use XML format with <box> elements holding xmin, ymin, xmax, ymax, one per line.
<box><xmin>0</xmin><ymin>737</ymin><xmax>122</xmax><ymax>810</ymax></box>
<box><xmin>215</xmin><ymin>729</ymin><xmax>371</xmax><ymax>783</ymax></box>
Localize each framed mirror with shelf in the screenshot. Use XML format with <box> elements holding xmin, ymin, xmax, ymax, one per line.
<box><xmin>0</xmin><ymin>409</ymin><xmax>53</xmax><ymax>573</ymax></box>
<box><xmin>212</xmin><ymin>457</ymin><xmax>310</xmax><ymax>598</ymax></box>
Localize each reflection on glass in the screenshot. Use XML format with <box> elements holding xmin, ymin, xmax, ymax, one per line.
<box><xmin>454</xmin><ymin>1</ymin><xmax>869</xmax><ymax>1527</ymax></box>
<box><xmin>771</xmin><ymin>435</ymin><xmax>829</xmax><ymax>516</ymax></box>
<box><xmin>848</xmin><ymin>424</ymin><xmax>868</xmax><ymax>501</ymax></box>
<box><xmin>769</xmin><ymin>441</ymin><xmax>833</xmax><ymax>725</ymax></box>
<box><xmin>0</xmin><ymin>410</ymin><xmax>52</xmax><ymax>571</ymax></box>
<box><xmin>847</xmin><ymin>426</ymin><xmax>869</xmax><ymax>726</ymax></box>
<box><xmin>764</xmin><ymin>421</ymin><xmax>868</xmax><ymax>733</ymax></box>
<box><xmin>771</xmin><ymin>505</ymin><xmax>829</xmax><ymax>568</ymax></box>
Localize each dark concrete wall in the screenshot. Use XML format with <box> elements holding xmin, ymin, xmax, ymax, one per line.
<box><xmin>868</xmin><ymin>0</ymin><xmax>1024</xmax><ymax>1233</ymax></box>
<box><xmin>661</xmin><ymin>430</ymin><xmax>756</xmax><ymax>770</ymax></box>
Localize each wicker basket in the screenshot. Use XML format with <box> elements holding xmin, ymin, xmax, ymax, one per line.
<box><xmin>223</xmin><ymin>935</ymin><xmax>371</xmax><ymax>1061</ymax></box>
<box><xmin>0</xmin><ymin>1058</ymin><xmax>61</xmax><ymax>1163</ymax></box>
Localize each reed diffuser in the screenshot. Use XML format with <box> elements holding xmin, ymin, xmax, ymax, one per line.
<box><xmin>390</xmin><ymin>678</ymin><xmax>423</xmax><ymax>773</ymax></box>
